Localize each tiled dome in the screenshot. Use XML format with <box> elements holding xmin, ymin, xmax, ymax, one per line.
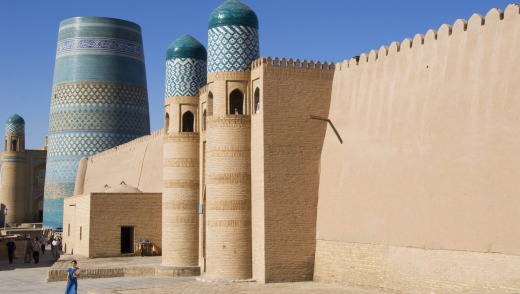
<box><xmin>6</xmin><ymin>114</ymin><xmax>24</xmax><ymax>125</ymax></box>
<box><xmin>208</xmin><ymin>0</ymin><xmax>258</xmax><ymax>29</ymax></box>
<box><xmin>166</xmin><ymin>35</ymin><xmax>207</xmax><ymax>60</ymax></box>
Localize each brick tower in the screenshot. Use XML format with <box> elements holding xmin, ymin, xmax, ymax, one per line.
<box><xmin>162</xmin><ymin>35</ymin><xmax>207</xmax><ymax>267</ymax></box>
<box><xmin>203</xmin><ymin>0</ymin><xmax>259</xmax><ymax>280</ymax></box>
<box><xmin>43</xmin><ymin>17</ymin><xmax>150</xmax><ymax>229</ymax></box>
<box><xmin>0</xmin><ymin>114</ymin><xmax>27</xmax><ymax>223</ymax></box>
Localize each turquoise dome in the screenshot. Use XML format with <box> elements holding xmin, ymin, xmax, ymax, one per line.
<box><xmin>208</xmin><ymin>0</ymin><xmax>258</xmax><ymax>29</ymax></box>
<box><xmin>6</xmin><ymin>114</ymin><xmax>24</xmax><ymax>125</ymax></box>
<box><xmin>166</xmin><ymin>35</ymin><xmax>207</xmax><ymax>60</ymax></box>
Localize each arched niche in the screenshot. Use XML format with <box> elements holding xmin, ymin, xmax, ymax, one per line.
<box><xmin>164</xmin><ymin>112</ymin><xmax>170</xmax><ymax>133</ymax></box>
<box><xmin>229</xmin><ymin>89</ymin><xmax>244</xmax><ymax>115</ymax></box>
<box><xmin>254</xmin><ymin>87</ymin><xmax>260</xmax><ymax>113</ymax></box>
<box><xmin>182</xmin><ymin>111</ymin><xmax>194</xmax><ymax>132</ymax></box>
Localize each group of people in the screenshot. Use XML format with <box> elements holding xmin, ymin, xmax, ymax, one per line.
<box><xmin>5</xmin><ymin>235</ymin><xmax>79</xmax><ymax>293</ymax></box>
<box><xmin>4</xmin><ymin>233</ymin><xmax>63</xmax><ymax>264</ymax></box>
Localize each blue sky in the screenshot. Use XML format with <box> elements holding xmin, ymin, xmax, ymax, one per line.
<box><xmin>0</xmin><ymin>0</ymin><xmax>511</xmax><ymax>148</ymax></box>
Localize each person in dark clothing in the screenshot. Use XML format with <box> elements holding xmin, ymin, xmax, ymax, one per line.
<box><xmin>6</xmin><ymin>238</ymin><xmax>16</xmax><ymax>264</ymax></box>
<box><xmin>32</xmin><ymin>238</ymin><xmax>41</xmax><ymax>264</ymax></box>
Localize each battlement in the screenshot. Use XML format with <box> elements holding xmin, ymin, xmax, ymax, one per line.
<box><xmin>252</xmin><ymin>57</ymin><xmax>335</xmax><ymax>71</ymax></box>
<box><xmin>336</xmin><ymin>5</ymin><xmax>518</xmax><ymax>70</ymax></box>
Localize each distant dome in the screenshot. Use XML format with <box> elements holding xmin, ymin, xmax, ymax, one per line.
<box><xmin>166</xmin><ymin>35</ymin><xmax>207</xmax><ymax>60</ymax></box>
<box><xmin>6</xmin><ymin>114</ymin><xmax>24</xmax><ymax>125</ymax></box>
<box><xmin>208</xmin><ymin>0</ymin><xmax>258</xmax><ymax>29</ymax></box>
<box><xmin>104</xmin><ymin>182</ymin><xmax>142</xmax><ymax>194</ymax></box>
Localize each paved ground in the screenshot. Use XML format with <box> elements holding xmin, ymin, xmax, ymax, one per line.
<box><xmin>0</xmin><ymin>244</ymin><xmax>382</xmax><ymax>294</ymax></box>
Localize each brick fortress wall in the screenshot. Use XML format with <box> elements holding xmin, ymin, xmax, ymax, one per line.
<box><xmin>251</xmin><ymin>57</ymin><xmax>333</xmax><ymax>282</ymax></box>
<box><xmin>315</xmin><ymin>5</ymin><xmax>520</xmax><ymax>292</ymax></box>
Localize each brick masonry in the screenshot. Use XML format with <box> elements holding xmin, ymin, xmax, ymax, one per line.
<box><xmin>63</xmin><ymin>193</ymin><xmax>161</xmax><ymax>258</ymax></box>
<box><xmin>314</xmin><ymin>240</ymin><xmax>520</xmax><ymax>293</ymax></box>
<box><xmin>251</xmin><ymin>58</ymin><xmax>334</xmax><ymax>282</ymax></box>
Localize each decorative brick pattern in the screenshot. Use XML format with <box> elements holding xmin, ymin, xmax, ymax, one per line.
<box><xmin>44</xmin><ymin>17</ymin><xmax>149</xmax><ymax>229</ymax></box>
<box><xmin>165</xmin><ymin>58</ymin><xmax>207</xmax><ymax>97</ymax></box>
<box><xmin>5</xmin><ymin>122</ymin><xmax>24</xmax><ymax>134</ymax></box>
<box><xmin>51</xmin><ymin>82</ymin><xmax>148</xmax><ymax>109</ymax></box>
<box><xmin>208</xmin><ymin>25</ymin><xmax>259</xmax><ymax>73</ymax></box>
<box><xmin>56</xmin><ymin>38</ymin><xmax>144</xmax><ymax>61</ymax></box>
<box><xmin>162</xmin><ymin>133</ymin><xmax>200</xmax><ymax>267</ymax></box>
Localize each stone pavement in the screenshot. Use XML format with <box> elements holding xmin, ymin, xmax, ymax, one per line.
<box><xmin>0</xmin><ymin>244</ymin><xmax>382</xmax><ymax>294</ymax></box>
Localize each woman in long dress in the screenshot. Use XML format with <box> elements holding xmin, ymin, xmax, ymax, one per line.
<box><xmin>65</xmin><ymin>260</ymin><xmax>80</xmax><ymax>294</ymax></box>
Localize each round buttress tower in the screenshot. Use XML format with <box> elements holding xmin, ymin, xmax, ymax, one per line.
<box><xmin>162</xmin><ymin>35</ymin><xmax>206</xmax><ymax>267</ymax></box>
<box><xmin>204</xmin><ymin>0</ymin><xmax>259</xmax><ymax>280</ymax></box>
<box><xmin>1</xmin><ymin>114</ymin><xmax>27</xmax><ymax>223</ymax></box>
<box><xmin>43</xmin><ymin>17</ymin><xmax>150</xmax><ymax>229</ymax></box>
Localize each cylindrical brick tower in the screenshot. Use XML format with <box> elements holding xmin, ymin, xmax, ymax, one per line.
<box><xmin>205</xmin><ymin>0</ymin><xmax>259</xmax><ymax>280</ymax></box>
<box><xmin>43</xmin><ymin>17</ymin><xmax>150</xmax><ymax>229</ymax></box>
<box><xmin>162</xmin><ymin>35</ymin><xmax>206</xmax><ymax>267</ymax></box>
<box><xmin>0</xmin><ymin>114</ymin><xmax>27</xmax><ymax>223</ymax></box>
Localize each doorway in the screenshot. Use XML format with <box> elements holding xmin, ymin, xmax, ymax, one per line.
<box><xmin>121</xmin><ymin>226</ymin><xmax>134</xmax><ymax>254</ymax></box>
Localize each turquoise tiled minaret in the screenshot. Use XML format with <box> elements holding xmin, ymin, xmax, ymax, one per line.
<box><xmin>5</xmin><ymin>114</ymin><xmax>25</xmax><ymax>139</ymax></box>
<box><xmin>165</xmin><ymin>35</ymin><xmax>207</xmax><ymax>97</ymax></box>
<box><xmin>1</xmin><ymin>114</ymin><xmax>27</xmax><ymax>223</ymax></box>
<box><xmin>204</xmin><ymin>0</ymin><xmax>258</xmax><ymax>280</ymax></box>
<box><xmin>207</xmin><ymin>0</ymin><xmax>259</xmax><ymax>73</ymax></box>
<box><xmin>162</xmin><ymin>35</ymin><xmax>206</xmax><ymax>267</ymax></box>
<box><xmin>43</xmin><ymin>17</ymin><xmax>150</xmax><ymax>229</ymax></box>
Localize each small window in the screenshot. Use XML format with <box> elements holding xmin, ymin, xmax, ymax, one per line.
<box><xmin>68</xmin><ymin>224</ymin><xmax>70</xmax><ymax>236</ymax></box>
<box><xmin>11</xmin><ymin>139</ymin><xmax>17</xmax><ymax>151</ymax></box>
<box><xmin>229</xmin><ymin>89</ymin><xmax>244</xmax><ymax>115</ymax></box>
<box><xmin>182</xmin><ymin>111</ymin><xmax>194</xmax><ymax>132</ymax></box>
<box><xmin>254</xmin><ymin>88</ymin><xmax>260</xmax><ymax>113</ymax></box>
<box><xmin>80</xmin><ymin>226</ymin><xmax>82</xmax><ymax>240</ymax></box>
<box><xmin>208</xmin><ymin>92</ymin><xmax>213</xmax><ymax>115</ymax></box>
<box><xmin>164</xmin><ymin>113</ymin><xmax>170</xmax><ymax>133</ymax></box>
<box><xmin>203</xmin><ymin>109</ymin><xmax>207</xmax><ymax>131</ymax></box>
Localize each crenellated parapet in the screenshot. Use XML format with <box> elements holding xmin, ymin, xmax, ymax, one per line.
<box><xmin>252</xmin><ymin>57</ymin><xmax>335</xmax><ymax>71</ymax></box>
<box><xmin>335</xmin><ymin>5</ymin><xmax>518</xmax><ymax>71</ymax></box>
<box><xmin>252</xmin><ymin>57</ymin><xmax>334</xmax><ymax>81</ymax></box>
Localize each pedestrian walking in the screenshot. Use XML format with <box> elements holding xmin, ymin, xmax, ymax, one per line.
<box><xmin>24</xmin><ymin>238</ymin><xmax>33</xmax><ymax>263</ymax></box>
<box><xmin>5</xmin><ymin>238</ymin><xmax>16</xmax><ymax>264</ymax></box>
<box><xmin>51</xmin><ymin>238</ymin><xmax>59</xmax><ymax>261</ymax></box>
<box><xmin>39</xmin><ymin>236</ymin><xmax>47</xmax><ymax>254</ymax></box>
<box><xmin>50</xmin><ymin>234</ymin><xmax>55</xmax><ymax>259</ymax></box>
<box><xmin>32</xmin><ymin>238</ymin><xmax>41</xmax><ymax>264</ymax></box>
<box><xmin>65</xmin><ymin>260</ymin><xmax>80</xmax><ymax>294</ymax></box>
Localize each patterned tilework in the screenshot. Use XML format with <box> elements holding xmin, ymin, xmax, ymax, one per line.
<box><xmin>44</xmin><ymin>156</ymin><xmax>82</xmax><ymax>183</ymax></box>
<box><xmin>53</xmin><ymin>55</ymin><xmax>147</xmax><ymax>86</ymax></box>
<box><xmin>51</xmin><ymin>82</ymin><xmax>148</xmax><ymax>109</ymax></box>
<box><xmin>165</xmin><ymin>58</ymin><xmax>207</xmax><ymax>97</ymax></box>
<box><xmin>48</xmin><ymin>82</ymin><xmax>149</xmax><ymax>133</ymax></box>
<box><xmin>44</xmin><ymin>17</ymin><xmax>149</xmax><ymax>229</ymax></box>
<box><xmin>43</xmin><ymin>198</ymin><xmax>67</xmax><ymax>229</ymax></box>
<box><xmin>44</xmin><ymin>84</ymin><xmax>149</xmax><ymax>229</ymax></box>
<box><xmin>208</xmin><ymin>25</ymin><xmax>259</xmax><ymax>73</ymax></box>
<box><xmin>57</xmin><ymin>38</ymin><xmax>144</xmax><ymax>61</ymax></box>
<box><xmin>5</xmin><ymin>123</ymin><xmax>24</xmax><ymax>134</ymax></box>
<box><xmin>46</xmin><ymin>132</ymin><xmax>140</xmax><ymax>158</ymax></box>
<box><xmin>43</xmin><ymin>131</ymin><xmax>143</xmax><ymax>228</ymax></box>
<box><xmin>49</xmin><ymin>108</ymin><xmax>149</xmax><ymax>133</ymax></box>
